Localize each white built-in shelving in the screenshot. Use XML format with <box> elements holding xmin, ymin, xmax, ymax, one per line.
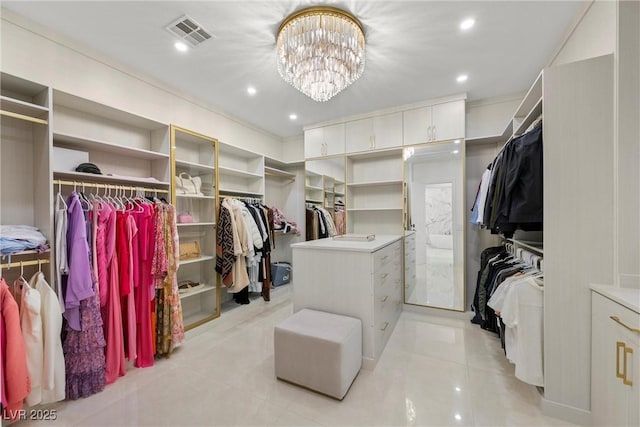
<box><xmin>171</xmin><ymin>125</ymin><xmax>219</xmax><ymax>330</ymax></box>
<box><xmin>1</xmin><ymin>74</ymin><xmax>51</xmax><ymax>283</ymax></box>
<box><xmin>346</xmin><ymin>149</ymin><xmax>404</xmax><ymax>234</ymax></box>
<box><xmin>218</xmin><ymin>142</ymin><xmax>265</xmax><ymax>198</ymax></box>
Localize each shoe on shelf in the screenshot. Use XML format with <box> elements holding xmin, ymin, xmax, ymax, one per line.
<box><xmin>178</xmin><ymin>280</ymin><xmax>205</xmax><ymax>294</ymax></box>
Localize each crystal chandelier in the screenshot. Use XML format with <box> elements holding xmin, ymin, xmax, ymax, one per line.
<box><xmin>276</xmin><ymin>6</ymin><xmax>365</xmax><ymax>102</ymax></box>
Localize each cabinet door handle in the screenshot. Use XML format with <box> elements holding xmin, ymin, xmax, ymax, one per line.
<box><xmin>617</xmin><ymin>341</ymin><xmax>625</xmax><ymax>380</ymax></box>
<box><xmin>381</xmin><ymin>295</ymin><xmax>388</xmax><ymax>302</ymax></box>
<box><xmin>610</xmin><ymin>316</ymin><xmax>640</xmax><ymax>333</ymax></box>
<box><xmin>380</xmin><ymin>322</ymin><xmax>389</xmax><ymax>331</ymax></box>
<box><xmin>623</xmin><ymin>346</ymin><xmax>633</xmax><ymax>386</ymax></box>
<box><xmin>372</xmin><ymin>135</ymin><xmax>376</xmax><ymax>149</ymax></box>
<box><xmin>381</xmin><ymin>273</ymin><xmax>389</xmax><ymax>279</ymax></box>
<box><xmin>432</xmin><ymin>125</ymin><xmax>437</xmax><ymax>141</ymax></box>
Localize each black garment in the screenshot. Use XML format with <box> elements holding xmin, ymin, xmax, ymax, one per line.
<box><xmin>482</xmin><ymin>151</ymin><xmax>504</xmax><ymax>230</ymax></box>
<box><xmin>471</xmin><ymin>246</ymin><xmax>506</xmax><ymax>324</ymax></box>
<box><xmin>494</xmin><ymin>123</ymin><xmax>543</xmax><ymax>234</ymax></box>
<box><xmin>233</xmin><ymin>286</ymin><xmax>250</xmax><ymax>304</ymax></box>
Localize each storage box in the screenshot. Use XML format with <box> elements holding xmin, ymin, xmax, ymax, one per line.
<box><xmin>271</xmin><ymin>262</ymin><xmax>291</xmax><ymax>286</ymax></box>
<box><xmin>52</xmin><ymin>146</ymin><xmax>89</xmax><ymax>171</ymax></box>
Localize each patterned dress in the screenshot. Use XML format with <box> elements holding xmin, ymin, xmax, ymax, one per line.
<box><xmin>152</xmin><ymin>202</ymin><xmax>184</xmax><ymax>357</ymax></box>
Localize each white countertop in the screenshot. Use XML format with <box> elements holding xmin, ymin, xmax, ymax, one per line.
<box><xmin>591</xmin><ymin>284</ymin><xmax>640</xmax><ymax>314</ymax></box>
<box><xmin>291</xmin><ymin>234</ymin><xmax>402</xmax><ymax>253</ymax></box>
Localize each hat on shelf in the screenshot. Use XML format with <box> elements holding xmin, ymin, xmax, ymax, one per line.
<box><xmin>75</xmin><ymin>162</ymin><xmax>102</xmax><ymax>174</ymax></box>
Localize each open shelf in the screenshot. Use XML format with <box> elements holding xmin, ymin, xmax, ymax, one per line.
<box><xmin>265</xmin><ymin>166</ymin><xmax>296</xmax><ymax>179</ymax></box>
<box><xmin>175</xmin><ymin>159</ymin><xmax>215</xmax><ymax>174</ymax></box>
<box><xmin>513</xmin><ymin>71</ymin><xmax>543</xmax><ymax>119</ymax></box>
<box><xmin>180</xmin><ymin>255</ymin><xmax>215</xmax><ymax>265</ymax></box>
<box><xmin>305</xmin><ymin>185</ymin><xmax>323</xmax><ymax>191</ymax></box>
<box><xmin>513</xmin><ymin>97</ymin><xmax>543</xmax><ymax>136</ymax></box>
<box><xmin>54</xmin><ymin>132</ymin><xmax>169</xmax><ymax>160</ymax></box>
<box><xmin>347</xmin><ymin>180</ymin><xmax>403</xmax><ymax>188</ymax></box>
<box><xmin>54</xmin><ymin>170</ymin><xmax>170</xmax><ymax>187</ymax></box>
<box><xmin>183</xmin><ymin>310</ymin><xmax>218</xmax><ymax>328</ymax></box>
<box><xmin>219</xmin><ymin>189</ymin><xmax>264</xmax><ymax>197</ymax></box>
<box><xmin>306</xmin><ymin>199</ymin><xmax>323</xmax><ymax>204</ymax></box>
<box><xmin>1</xmin><ymin>95</ymin><xmax>49</xmax><ymax>122</ymax></box>
<box><xmin>177</xmin><ymin>222</ymin><xmax>216</xmax><ymax>227</ymax></box>
<box><xmin>219</xmin><ymin>165</ymin><xmax>263</xmax><ymax>179</ymax></box>
<box><xmin>347</xmin><ymin>207</ymin><xmax>403</xmax><ymax>212</ymax></box>
<box><xmin>175</xmin><ymin>194</ymin><xmax>216</xmax><ymax>200</ymax></box>
<box><xmin>179</xmin><ymin>284</ymin><xmax>216</xmax><ymax>300</ymax></box>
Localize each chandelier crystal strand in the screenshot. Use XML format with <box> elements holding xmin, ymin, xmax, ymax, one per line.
<box><xmin>277</xmin><ymin>7</ymin><xmax>365</xmax><ymax>102</ymax></box>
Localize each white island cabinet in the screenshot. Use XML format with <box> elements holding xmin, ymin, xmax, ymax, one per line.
<box><xmin>291</xmin><ymin>235</ymin><xmax>403</xmax><ymax>369</ymax></box>
<box><xmin>591</xmin><ymin>284</ymin><xmax>640</xmax><ymax>426</ymax></box>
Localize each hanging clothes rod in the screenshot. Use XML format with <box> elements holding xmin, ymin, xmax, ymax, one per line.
<box><xmin>0</xmin><ymin>110</ymin><xmax>48</xmax><ymax>125</ymax></box>
<box><xmin>0</xmin><ymin>258</ymin><xmax>50</xmax><ymax>270</ymax></box>
<box><xmin>53</xmin><ymin>179</ymin><xmax>170</xmax><ymax>194</ymax></box>
<box><xmin>220</xmin><ymin>195</ymin><xmax>262</xmax><ymax>204</ymax></box>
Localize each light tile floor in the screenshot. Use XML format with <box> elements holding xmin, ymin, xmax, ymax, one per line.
<box><xmin>19</xmin><ymin>285</ymin><xmax>575</xmax><ymax>426</ymax></box>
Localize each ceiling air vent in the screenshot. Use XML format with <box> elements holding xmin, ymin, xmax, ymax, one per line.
<box><xmin>166</xmin><ymin>15</ymin><xmax>214</xmax><ymax>47</ymax></box>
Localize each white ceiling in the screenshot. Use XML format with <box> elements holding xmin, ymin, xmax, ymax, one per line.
<box><xmin>2</xmin><ymin>1</ymin><xmax>584</xmax><ymax>138</ymax></box>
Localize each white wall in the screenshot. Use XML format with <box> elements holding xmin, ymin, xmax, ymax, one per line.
<box><xmin>280</xmin><ymin>135</ymin><xmax>304</xmax><ymax>164</ymax></box>
<box><xmin>265</xmin><ymin>165</ymin><xmax>305</xmax><ymax>265</ymax></box>
<box><xmin>550</xmin><ymin>0</ymin><xmax>616</xmax><ymax>66</ymax></box>
<box><xmin>0</xmin><ymin>10</ymin><xmax>284</xmax><ymax>159</ymax></box>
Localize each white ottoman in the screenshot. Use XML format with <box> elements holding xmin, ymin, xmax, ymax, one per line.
<box><xmin>274</xmin><ymin>308</ymin><xmax>362</xmax><ymax>400</ymax></box>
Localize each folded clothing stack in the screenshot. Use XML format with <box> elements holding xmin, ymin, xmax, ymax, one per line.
<box><xmin>0</xmin><ymin>225</ymin><xmax>49</xmax><ymax>256</ymax></box>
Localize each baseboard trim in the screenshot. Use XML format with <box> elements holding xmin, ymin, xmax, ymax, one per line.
<box><xmin>540</xmin><ymin>396</ymin><xmax>591</xmax><ymax>425</ymax></box>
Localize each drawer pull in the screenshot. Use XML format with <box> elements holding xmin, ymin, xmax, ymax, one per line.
<box><xmin>381</xmin><ymin>273</ymin><xmax>389</xmax><ymax>279</ymax></box>
<box><xmin>381</xmin><ymin>295</ymin><xmax>388</xmax><ymax>303</ymax></box>
<box><xmin>380</xmin><ymin>322</ymin><xmax>389</xmax><ymax>331</ymax></box>
<box><xmin>623</xmin><ymin>347</ymin><xmax>633</xmax><ymax>386</ymax></box>
<box><xmin>610</xmin><ymin>316</ymin><xmax>640</xmax><ymax>334</ymax></box>
<box><xmin>616</xmin><ymin>341</ymin><xmax>625</xmax><ymax>380</ymax></box>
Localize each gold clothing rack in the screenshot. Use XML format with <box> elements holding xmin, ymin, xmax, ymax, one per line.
<box><xmin>1</xmin><ymin>258</ymin><xmax>50</xmax><ymax>270</ymax></box>
<box><xmin>53</xmin><ymin>179</ymin><xmax>170</xmax><ymax>194</ymax></box>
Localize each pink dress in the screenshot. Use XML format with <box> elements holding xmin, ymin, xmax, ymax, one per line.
<box><xmin>134</xmin><ymin>203</ymin><xmax>154</xmax><ymax>367</ymax></box>
<box><xmin>103</xmin><ymin>204</ymin><xmax>125</xmax><ymax>384</ymax></box>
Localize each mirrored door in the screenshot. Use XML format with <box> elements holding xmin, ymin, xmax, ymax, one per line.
<box><xmin>404</xmin><ymin>141</ymin><xmax>465</xmax><ymax>310</ymax></box>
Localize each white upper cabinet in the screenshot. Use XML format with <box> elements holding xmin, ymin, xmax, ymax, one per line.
<box><xmin>345</xmin><ymin>112</ymin><xmax>403</xmax><ymax>154</ymax></box>
<box><xmin>402</xmin><ymin>107</ymin><xmax>432</xmax><ymax>145</ymax></box>
<box><xmin>403</xmin><ymin>100</ymin><xmax>465</xmax><ymax>145</ymax></box>
<box><xmin>373</xmin><ymin>112</ymin><xmax>403</xmax><ymax>150</ymax></box>
<box><xmin>431</xmin><ymin>100</ymin><xmax>465</xmax><ymax>142</ymax></box>
<box><xmin>345</xmin><ymin>118</ymin><xmax>374</xmax><ymax>153</ymax></box>
<box><xmin>304</xmin><ymin>123</ymin><xmax>345</xmax><ymax>158</ymax></box>
<box><xmin>304</xmin><ymin>127</ymin><xmax>324</xmax><ymax>158</ymax></box>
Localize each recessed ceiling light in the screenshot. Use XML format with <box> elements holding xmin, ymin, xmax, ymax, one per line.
<box><xmin>247</xmin><ymin>86</ymin><xmax>257</xmax><ymax>95</ymax></box>
<box><xmin>454</xmin><ymin>414</ymin><xmax>462</xmax><ymax>421</ymax></box>
<box><xmin>456</xmin><ymin>74</ymin><xmax>468</xmax><ymax>83</ymax></box>
<box><xmin>289</xmin><ymin>114</ymin><xmax>298</xmax><ymax>120</ymax></box>
<box><xmin>452</xmin><ymin>150</ymin><xmax>460</xmax><ymax>154</ymax></box>
<box><xmin>174</xmin><ymin>41</ymin><xmax>188</xmax><ymax>52</ymax></box>
<box><xmin>460</xmin><ymin>18</ymin><xmax>475</xmax><ymax>31</ymax></box>
<box><xmin>454</xmin><ymin>139</ymin><xmax>461</xmax><ymax>144</ymax></box>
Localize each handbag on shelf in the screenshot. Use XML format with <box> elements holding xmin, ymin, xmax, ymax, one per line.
<box><xmin>177</xmin><ymin>212</ymin><xmax>194</xmax><ymax>223</ymax></box>
<box><xmin>174</xmin><ymin>172</ymin><xmax>203</xmax><ymax>196</ymax></box>
<box><xmin>179</xmin><ymin>241</ymin><xmax>201</xmax><ymax>260</ymax></box>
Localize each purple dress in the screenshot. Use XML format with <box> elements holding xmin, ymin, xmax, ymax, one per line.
<box><xmin>62</xmin><ymin>193</ymin><xmax>106</xmax><ymax>399</ymax></box>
